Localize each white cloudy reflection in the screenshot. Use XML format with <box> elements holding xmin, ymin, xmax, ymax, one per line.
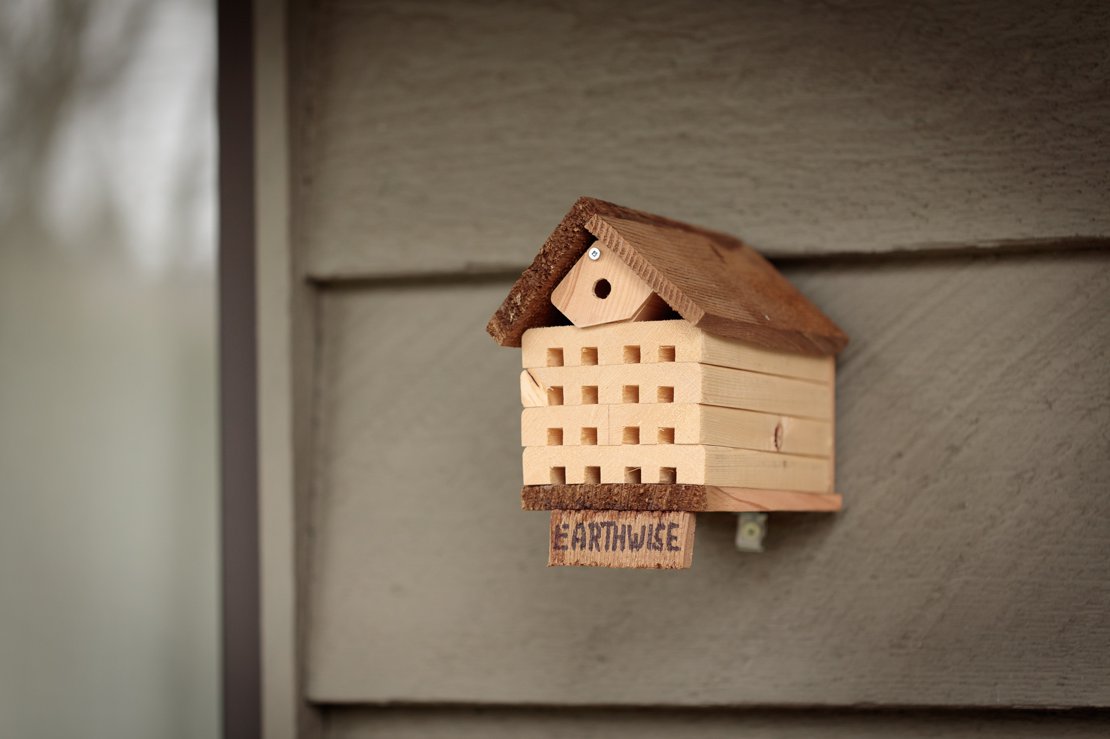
<box><xmin>0</xmin><ymin>1</ymin><xmax>218</xmax><ymax>737</ymax></box>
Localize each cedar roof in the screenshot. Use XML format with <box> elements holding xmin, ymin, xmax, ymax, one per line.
<box><xmin>487</xmin><ymin>197</ymin><xmax>848</xmax><ymax>356</ymax></box>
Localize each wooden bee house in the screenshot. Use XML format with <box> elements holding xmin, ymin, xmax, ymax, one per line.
<box><xmin>488</xmin><ymin>197</ymin><xmax>848</xmax><ymax>569</ymax></box>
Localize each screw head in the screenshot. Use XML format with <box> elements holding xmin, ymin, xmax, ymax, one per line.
<box><xmin>587</xmin><ymin>246</ymin><xmax>601</xmax><ymax>261</ymax></box>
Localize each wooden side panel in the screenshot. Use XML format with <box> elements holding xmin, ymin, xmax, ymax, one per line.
<box><xmin>522</xmin><ymin>320</ymin><xmax>832</xmax><ymax>382</ymax></box>
<box><xmin>521</xmin><ymin>406</ymin><xmax>611</xmax><ymax>447</ymax></box>
<box><xmin>522</xmin><ymin>445</ymin><xmax>830</xmax><ymax>489</ymax></box>
<box><xmin>305</xmin><ymin>252</ymin><xmax>1110</xmax><ymax>707</ymax></box>
<box><xmin>297</xmin><ymin>0</ymin><xmax>1110</xmax><ymax>278</ymax></box>
<box><xmin>523</xmin><ymin>320</ymin><xmax>702</xmax><ymax>370</ymax></box>
<box><xmin>522</xmin><ymin>364</ymin><xmax>831</xmax><ymax>419</ymax></box>
<box><xmin>324</xmin><ymin>707</ymin><xmax>1110</xmax><ymax>738</ymax></box>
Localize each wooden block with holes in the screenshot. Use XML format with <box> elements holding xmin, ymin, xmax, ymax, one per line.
<box><xmin>489</xmin><ymin>197</ymin><xmax>849</xmax><ymax>569</ymax></box>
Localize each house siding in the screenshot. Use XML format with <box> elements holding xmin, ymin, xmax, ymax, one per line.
<box><xmin>265</xmin><ymin>0</ymin><xmax>1110</xmax><ymax>735</ymax></box>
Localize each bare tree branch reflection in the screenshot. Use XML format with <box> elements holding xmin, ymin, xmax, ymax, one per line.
<box><xmin>0</xmin><ymin>0</ymin><xmax>211</xmax><ymax>275</ymax></box>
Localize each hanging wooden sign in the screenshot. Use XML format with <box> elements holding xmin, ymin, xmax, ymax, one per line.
<box><xmin>548</xmin><ymin>510</ymin><xmax>696</xmax><ymax>569</ymax></box>
<box><xmin>487</xmin><ymin>197</ymin><xmax>849</xmax><ymax>570</ymax></box>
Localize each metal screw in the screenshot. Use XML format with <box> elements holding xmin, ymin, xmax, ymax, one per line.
<box><xmin>587</xmin><ymin>246</ymin><xmax>601</xmax><ymax>261</ymax></box>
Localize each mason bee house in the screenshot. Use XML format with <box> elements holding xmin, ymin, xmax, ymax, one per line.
<box><xmin>488</xmin><ymin>197</ymin><xmax>848</xmax><ymax>569</ymax></box>
<box><xmin>521</xmin><ymin>319</ymin><xmax>834</xmax><ymax>491</ymax></box>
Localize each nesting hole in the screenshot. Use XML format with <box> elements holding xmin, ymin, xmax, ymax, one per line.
<box><xmin>581</xmin><ymin>347</ymin><xmax>598</xmax><ymax>365</ymax></box>
<box><xmin>547</xmin><ymin>386</ymin><xmax>564</xmax><ymax>405</ymax></box>
<box><xmin>658</xmin><ymin>427</ymin><xmax>675</xmax><ymax>444</ymax></box>
<box><xmin>580</xmin><ymin>427</ymin><xmax>598</xmax><ymax>445</ymax></box>
<box><xmin>585</xmin><ymin>466</ymin><xmax>602</xmax><ymax>484</ymax></box>
<box><xmin>625</xmin><ymin>467</ymin><xmax>642</xmax><ymax>484</ymax></box>
<box><xmin>581</xmin><ymin>386</ymin><xmax>599</xmax><ymax>404</ymax></box>
<box><xmin>657</xmin><ymin>386</ymin><xmax>675</xmax><ymax>403</ymax></box>
<box><xmin>622</xmin><ymin>426</ymin><xmax>640</xmax><ymax>445</ymax></box>
<box><xmin>622</xmin><ymin>385</ymin><xmax>640</xmax><ymax>403</ymax></box>
<box><xmin>550</xmin><ymin>467</ymin><xmax>566</xmax><ymax>484</ymax></box>
<box><xmin>658</xmin><ymin>345</ymin><xmax>676</xmax><ymax>362</ymax></box>
<box><xmin>659</xmin><ymin>467</ymin><xmax>678</xmax><ymax>484</ymax></box>
<box><xmin>546</xmin><ymin>428</ymin><xmax>563</xmax><ymax>445</ymax></box>
<box><xmin>593</xmin><ymin>279</ymin><xmax>612</xmax><ymax>299</ymax></box>
<box><xmin>623</xmin><ymin>345</ymin><xmax>641</xmax><ymax>363</ymax></box>
<box><xmin>546</xmin><ymin>348</ymin><xmax>564</xmax><ymax>367</ymax></box>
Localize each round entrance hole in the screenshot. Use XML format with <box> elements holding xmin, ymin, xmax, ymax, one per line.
<box><xmin>593</xmin><ymin>278</ymin><xmax>612</xmax><ymax>299</ymax></box>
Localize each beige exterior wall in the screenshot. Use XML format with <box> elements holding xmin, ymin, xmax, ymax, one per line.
<box><xmin>260</xmin><ymin>0</ymin><xmax>1110</xmax><ymax>735</ymax></box>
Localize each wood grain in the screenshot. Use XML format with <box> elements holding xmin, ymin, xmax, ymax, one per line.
<box><xmin>522</xmin><ymin>319</ymin><xmax>832</xmax><ymax>382</ymax></box>
<box><xmin>549</xmin><ymin>241</ymin><xmax>668</xmax><ymax>328</ymax></box>
<box><xmin>295</xmin><ymin>0</ymin><xmax>1110</xmax><ymax>278</ymax></box>
<box><xmin>548</xmin><ymin>510</ymin><xmax>695</xmax><ymax>569</ymax></box>
<box><xmin>488</xmin><ymin>198</ymin><xmax>847</xmax><ymax>354</ymax></box>
<box><xmin>522</xmin><ymin>484</ymin><xmax>842</xmax><ymax>513</ymax></box>
<box><xmin>522</xmin><ymin>404</ymin><xmax>832</xmax><ymax>456</ymax></box>
<box><xmin>521</xmin><ymin>364</ymin><xmax>832</xmax><ymax>418</ymax></box>
<box><xmin>523</xmin><ymin>445</ymin><xmax>832</xmax><ymax>489</ymax></box>
<box><xmin>587</xmin><ymin>212</ymin><xmax>848</xmax><ymax>355</ymax></box>
<box><xmin>304</xmin><ymin>252</ymin><xmax>1110</xmax><ymax>707</ymax></box>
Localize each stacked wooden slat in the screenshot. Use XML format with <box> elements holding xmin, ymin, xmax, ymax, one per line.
<box><xmin>520</xmin><ymin>320</ymin><xmax>836</xmax><ymax>497</ymax></box>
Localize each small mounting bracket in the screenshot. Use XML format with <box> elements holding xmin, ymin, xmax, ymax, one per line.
<box><xmin>735</xmin><ymin>512</ymin><xmax>768</xmax><ymax>553</ymax></box>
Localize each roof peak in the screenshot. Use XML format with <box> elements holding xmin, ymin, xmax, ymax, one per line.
<box><xmin>487</xmin><ymin>197</ymin><xmax>848</xmax><ymax>356</ymax></box>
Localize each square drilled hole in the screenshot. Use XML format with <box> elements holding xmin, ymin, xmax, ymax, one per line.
<box><xmin>546</xmin><ymin>428</ymin><xmax>563</xmax><ymax>446</ymax></box>
<box><xmin>551</xmin><ymin>467</ymin><xmax>566</xmax><ymax>484</ymax></box>
<box><xmin>659</xmin><ymin>345</ymin><xmax>676</xmax><ymax>362</ymax></box>
<box><xmin>622</xmin><ymin>385</ymin><xmax>640</xmax><ymax>403</ymax></box>
<box><xmin>622</xmin><ymin>426</ymin><xmax>640</xmax><ymax>445</ymax></box>
<box><xmin>546</xmin><ymin>348</ymin><xmax>564</xmax><ymax>367</ymax></box>
<box><xmin>659</xmin><ymin>467</ymin><xmax>677</xmax><ymax>484</ymax></box>
<box><xmin>547</xmin><ymin>386</ymin><xmax>564</xmax><ymax>405</ymax></box>
<box><xmin>581</xmin><ymin>386</ymin><xmax>599</xmax><ymax>404</ymax></box>
<box><xmin>581</xmin><ymin>347</ymin><xmax>598</xmax><ymax>365</ymax></box>
<box><xmin>580</xmin><ymin>427</ymin><xmax>598</xmax><ymax>445</ymax></box>
<box><xmin>623</xmin><ymin>345</ymin><xmax>641</xmax><ymax>363</ymax></box>
<box><xmin>625</xmin><ymin>467</ymin><xmax>642</xmax><ymax>483</ymax></box>
<box><xmin>585</xmin><ymin>466</ymin><xmax>601</xmax><ymax>484</ymax></box>
<box><xmin>657</xmin><ymin>386</ymin><xmax>675</xmax><ymax>403</ymax></box>
<box><xmin>658</xmin><ymin>427</ymin><xmax>675</xmax><ymax>444</ymax></box>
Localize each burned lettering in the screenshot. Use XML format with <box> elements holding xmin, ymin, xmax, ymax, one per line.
<box><xmin>666</xmin><ymin>522</ymin><xmax>680</xmax><ymax>551</ymax></box>
<box><xmin>570</xmin><ymin>523</ymin><xmax>587</xmax><ymax>551</ymax></box>
<box><xmin>552</xmin><ymin>522</ymin><xmax>569</xmax><ymax>551</ymax></box>
<box><xmin>588</xmin><ymin>522</ymin><xmax>602</xmax><ymax>551</ymax></box>
<box><xmin>548</xmin><ymin>511</ymin><xmax>694</xmax><ymax>569</ymax></box>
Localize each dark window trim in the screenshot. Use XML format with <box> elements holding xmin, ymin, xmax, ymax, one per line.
<box><xmin>218</xmin><ymin>0</ymin><xmax>260</xmax><ymax>737</ymax></box>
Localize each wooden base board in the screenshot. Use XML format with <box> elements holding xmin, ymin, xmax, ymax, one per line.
<box><xmin>523</xmin><ymin>444</ymin><xmax>832</xmax><ymax>490</ymax></box>
<box><xmin>524</xmin><ymin>484</ymin><xmax>841</xmax><ymax>513</ymax></box>
<box><xmin>548</xmin><ymin>509</ymin><xmax>696</xmax><ymax>569</ymax></box>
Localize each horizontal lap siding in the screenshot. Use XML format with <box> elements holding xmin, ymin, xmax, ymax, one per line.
<box><xmin>288</xmin><ymin>2</ymin><xmax>1110</xmax><ymax>731</ymax></box>
<box><xmin>304</xmin><ymin>252</ymin><xmax>1110</xmax><ymax>707</ymax></box>
<box><xmin>323</xmin><ymin>707</ymin><xmax>1110</xmax><ymax>739</ymax></box>
<box><xmin>298</xmin><ymin>0</ymin><xmax>1110</xmax><ymax>278</ymax></box>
